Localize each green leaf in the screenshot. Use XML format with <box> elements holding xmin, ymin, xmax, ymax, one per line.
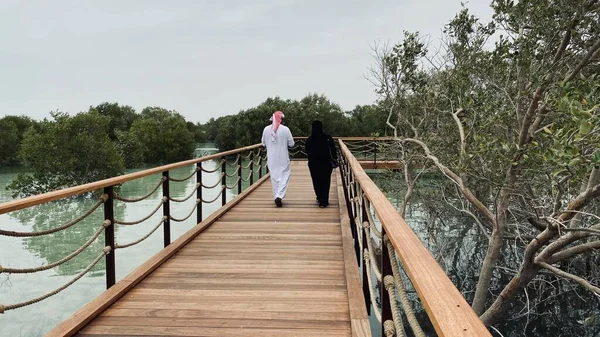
<box><xmin>579</xmin><ymin>120</ymin><xmax>593</xmax><ymax>135</ymax></box>
<box><xmin>592</xmin><ymin>150</ymin><xmax>600</xmax><ymax>164</ymax></box>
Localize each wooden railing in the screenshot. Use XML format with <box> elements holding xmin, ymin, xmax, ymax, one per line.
<box><xmin>337</xmin><ymin>140</ymin><xmax>492</xmax><ymax>337</ymax></box>
<box><xmin>0</xmin><ymin>144</ymin><xmax>268</xmax><ymax>314</ymax></box>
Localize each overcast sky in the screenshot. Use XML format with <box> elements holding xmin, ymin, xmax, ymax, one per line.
<box><xmin>0</xmin><ymin>0</ymin><xmax>493</xmax><ymax>124</ymax></box>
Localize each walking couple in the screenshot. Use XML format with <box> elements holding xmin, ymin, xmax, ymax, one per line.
<box><xmin>261</xmin><ymin>111</ymin><xmax>338</xmax><ymax>208</ymax></box>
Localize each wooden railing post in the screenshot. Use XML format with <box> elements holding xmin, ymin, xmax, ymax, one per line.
<box><xmin>221</xmin><ymin>158</ymin><xmax>227</xmax><ymax>206</ymax></box>
<box><xmin>237</xmin><ymin>154</ymin><xmax>242</xmax><ymax>194</ymax></box>
<box><xmin>197</xmin><ymin>163</ymin><xmax>202</xmax><ymax>224</ymax></box>
<box><xmin>103</xmin><ymin>186</ymin><xmax>116</xmax><ymax>289</ymax></box>
<box><xmin>162</xmin><ymin>171</ymin><xmax>171</xmax><ymax>247</ymax></box>
<box><xmin>249</xmin><ymin>152</ymin><xmax>255</xmax><ymax>185</ymax></box>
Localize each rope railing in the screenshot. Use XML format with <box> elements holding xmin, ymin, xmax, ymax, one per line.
<box><xmin>169</xmin><ymin>183</ymin><xmax>200</xmax><ymax>203</ymax></box>
<box><xmin>201</xmin><ymin>160</ymin><xmax>224</xmax><ymax>173</ymax></box>
<box><xmin>364</xmin><ymin>249</ymin><xmax>382</xmax><ymax>323</ymax></box>
<box><xmin>168</xmin><ymin>168</ymin><xmax>199</xmax><ymax>182</ymax></box>
<box><xmin>114</xmin><ymin>178</ymin><xmax>165</xmax><ymax>203</ymax></box>
<box><xmin>226</xmin><ymin>177</ymin><xmax>241</xmax><ymax>190</ymax></box>
<box><xmin>225</xmin><ymin>166</ymin><xmax>240</xmax><ymax>177</ymax></box>
<box><xmin>0</xmin><ymin>247</ymin><xmax>110</xmax><ymax>314</ymax></box>
<box><xmin>115</xmin><ymin>217</ymin><xmax>167</xmax><ymax>249</ymax></box>
<box><xmin>113</xmin><ymin>197</ymin><xmax>166</xmax><ymax>225</ymax></box>
<box><xmin>385</xmin><ymin>236</ymin><xmax>426</xmax><ymax>337</ymax></box>
<box><xmin>202</xmin><ymin>174</ymin><xmax>225</xmax><ymax>189</ymax></box>
<box><xmin>0</xmin><ymin>195</ymin><xmax>107</xmax><ymax>237</ymax></box>
<box><xmin>240</xmin><ymin>171</ymin><xmax>253</xmax><ymax>182</ymax></box>
<box><xmin>337</xmin><ymin>139</ymin><xmax>492</xmax><ymax>337</ymax></box>
<box><xmin>0</xmin><ymin>220</ymin><xmax>110</xmax><ymax>274</ymax></box>
<box><xmin>169</xmin><ymin>200</ymin><xmax>200</xmax><ymax>222</ymax></box>
<box><xmin>201</xmin><ymin>187</ymin><xmax>225</xmax><ymax>204</ymax></box>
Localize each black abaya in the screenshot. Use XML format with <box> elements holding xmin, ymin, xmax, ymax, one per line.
<box><xmin>305</xmin><ymin>121</ymin><xmax>337</xmax><ymax>207</ymax></box>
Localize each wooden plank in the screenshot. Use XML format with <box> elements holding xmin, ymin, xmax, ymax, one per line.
<box><xmin>77</xmin><ymin>325</ymin><xmax>351</xmax><ymax>337</ymax></box>
<box><xmin>335</xmin><ymin>172</ymin><xmax>371</xmax><ymax>337</ymax></box>
<box><xmin>45</xmin><ymin>174</ymin><xmax>271</xmax><ymax>337</ymax></box>
<box><xmin>1</xmin><ymin>144</ymin><xmax>263</xmax><ymax>214</ymax></box>
<box><xmin>339</xmin><ymin>140</ymin><xmax>491</xmax><ymax>337</ymax></box>
<box><xmin>90</xmin><ymin>316</ymin><xmax>351</xmax><ymax>330</ymax></box>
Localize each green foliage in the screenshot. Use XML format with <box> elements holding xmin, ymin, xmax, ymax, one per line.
<box><xmin>8</xmin><ymin>111</ymin><xmax>124</xmax><ymax>198</ymax></box>
<box><xmin>128</xmin><ymin>107</ymin><xmax>195</xmax><ymax>164</ymax></box>
<box><xmin>88</xmin><ymin>102</ymin><xmax>139</xmax><ymax>141</ymax></box>
<box><xmin>0</xmin><ymin>115</ymin><xmax>37</xmax><ymax>165</ymax></box>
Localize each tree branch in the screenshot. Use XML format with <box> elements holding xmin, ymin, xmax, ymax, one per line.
<box><xmin>401</xmin><ymin>137</ymin><xmax>497</xmax><ymax>227</ymax></box>
<box><xmin>537</xmin><ymin>261</ymin><xmax>600</xmax><ymax>296</ymax></box>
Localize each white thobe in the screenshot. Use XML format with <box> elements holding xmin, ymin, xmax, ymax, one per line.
<box><xmin>261</xmin><ymin>125</ymin><xmax>295</xmax><ymax>200</ymax></box>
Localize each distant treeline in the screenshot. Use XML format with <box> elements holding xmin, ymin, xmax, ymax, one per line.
<box><xmin>196</xmin><ymin>94</ymin><xmax>390</xmax><ymax>151</ymax></box>
<box><xmin>1</xmin><ymin>94</ymin><xmax>388</xmax><ymax>197</ymax></box>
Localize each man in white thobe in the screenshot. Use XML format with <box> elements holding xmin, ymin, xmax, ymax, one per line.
<box><xmin>261</xmin><ymin>111</ymin><xmax>294</xmax><ymax>207</ymax></box>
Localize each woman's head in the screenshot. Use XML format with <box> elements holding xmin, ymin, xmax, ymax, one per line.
<box><xmin>311</xmin><ymin>120</ymin><xmax>323</xmax><ymax>135</ymax></box>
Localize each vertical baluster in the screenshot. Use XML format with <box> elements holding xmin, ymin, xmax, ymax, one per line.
<box><xmin>197</xmin><ymin>162</ymin><xmax>202</xmax><ymax>223</ymax></box>
<box><xmin>373</xmin><ymin>145</ymin><xmax>378</xmax><ymax>169</ymax></box>
<box><xmin>381</xmin><ymin>229</ymin><xmax>393</xmax><ymax>335</ymax></box>
<box><xmin>361</xmin><ymin>193</ymin><xmax>371</xmax><ymax>316</ymax></box>
<box><xmin>249</xmin><ymin>151</ymin><xmax>254</xmax><ymax>185</ymax></box>
<box><xmin>221</xmin><ymin>158</ymin><xmax>227</xmax><ymax>206</ymax></box>
<box><xmin>103</xmin><ymin>186</ymin><xmax>116</xmax><ymax>289</ymax></box>
<box><xmin>162</xmin><ymin>171</ymin><xmax>170</xmax><ymax>247</ymax></box>
<box><xmin>259</xmin><ymin>150</ymin><xmax>263</xmax><ymax>178</ymax></box>
<box><xmin>237</xmin><ymin>154</ymin><xmax>242</xmax><ymax>194</ymax></box>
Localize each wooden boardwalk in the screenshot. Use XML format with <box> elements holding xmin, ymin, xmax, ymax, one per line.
<box><xmin>72</xmin><ymin>162</ymin><xmax>366</xmax><ymax>337</ymax></box>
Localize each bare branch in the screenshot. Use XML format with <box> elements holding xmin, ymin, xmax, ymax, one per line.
<box><xmin>537</xmin><ymin>261</ymin><xmax>600</xmax><ymax>296</ymax></box>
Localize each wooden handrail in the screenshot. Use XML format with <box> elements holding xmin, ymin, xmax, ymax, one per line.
<box><xmin>0</xmin><ymin>144</ymin><xmax>262</xmax><ymax>215</ymax></box>
<box><xmin>293</xmin><ymin>136</ymin><xmax>396</xmax><ymax>141</ymax></box>
<box><xmin>338</xmin><ymin>140</ymin><xmax>491</xmax><ymax>337</ymax></box>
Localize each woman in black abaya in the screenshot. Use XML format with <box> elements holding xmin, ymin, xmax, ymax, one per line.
<box><xmin>305</xmin><ymin>120</ymin><xmax>337</xmax><ymax>208</ymax></box>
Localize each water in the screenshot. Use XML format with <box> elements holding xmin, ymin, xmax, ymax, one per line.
<box><xmin>0</xmin><ymin>145</ymin><xmax>259</xmax><ymax>337</ymax></box>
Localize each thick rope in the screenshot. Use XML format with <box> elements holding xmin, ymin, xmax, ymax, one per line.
<box><xmin>169</xmin><ymin>168</ymin><xmax>199</xmax><ymax>182</ymax></box>
<box><xmin>202</xmin><ymin>174</ymin><xmax>225</xmax><ymax>189</ymax></box>
<box><xmin>226</xmin><ymin>177</ymin><xmax>241</xmax><ymax>189</ymax></box>
<box><xmin>114</xmin><ymin>178</ymin><xmax>164</xmax><ymax>203</ymax></box>
<box><xmin>365</xmin><ymin>200</ymin><xmax>381</xmax><ymax>239</ymax></box>
<box><xmin>0</xmin><ymin>247</ymin><xmax>109</xmax><ymax>314</ymax></box>
<box><xmin>0</xmin><ymin>195</ymin><xmax>107</xmax><ymax>237</ymax></box>
<box><xmin>0</xmin><ymin>220</ymin><xmax>110</xmax><ymax>274</ymax></box>
<box><xmin>201</xmin><ymin>188</ymin><xmax>225</xmax><ymax>204</ymax></box>
<box><xmin>385</xmin><ymin>236</ymin><xmax>426</xmax><ymax>337</ymax></box>
<box><xmin>364</xmin><ymin>249</ymin><xmax>382</xmax><ymax>323</ymax></box>
<box><xmin>241</xmin><ymin>171</ymin><xmax>253</xmax><ymax>182</ymax></box>
<box><xmin>169</xmin><ymin>183</ymin><xmax>200</xmax><ymax>203</ymax></box>
<box><xmin>385</xmin><ymin>275</ymin><xmax>406</xmax><ymax>337</ymax></box>
<box><xmin>225</xmin><ymin>166</ymin><xmax>240</xmax><ymax>177</ymax></box>
<box><xmin>384</xmin><ymin>320</ymin><xmax>396</xmax><ymax>337</ymax></box>
<box><xmin>363</xmin><ymin>222</ymin><xmax>382</xmax><ymax>281</ymax></box>
<box><xmin>201</xmin><ymin>160</ymin><xmax>224</xmax><ymax>173</ymax></box>
<box><xmin>170</xmin><ymin>200</ymin><xmax>200</xmax><ymax>222</ymax></box>
<box><xmin>114</xmin><ymin>197</ymin><xmax>166</xmax><ymax>225</ymax></box>
<box><xmin>115</xmin><ymin>217</ymin><xmax>166</xmax><ymax>249</ymax></box>
<box><xmin>241</xmin><ymin>161</ymin><xmax>253</xmax><ymax>169</ymax></box>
